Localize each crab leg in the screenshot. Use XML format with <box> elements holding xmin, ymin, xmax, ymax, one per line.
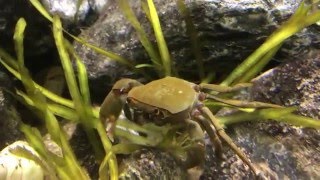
<box><xmin>206</xmin><ymin>94</ymin><xmax>283</xmax><ymax>109</ymax></box>
<box><xmin>199</xmin><ymin>106</ymin><xmax>261</xmax><ymax>177</ymax></box>
<box><xmin>99</xmin><ymin>79</ymin><xmax>142</xmax><ymax>141</ymax></box>
<box><xmin>193</xmin><ymin>115</ymin><xmax>223</xmax><ymax>159</ymax></box>
<box><xmin>200</xmin><ymin>82</ymin><xmax>252</xmax><ymax>93</ymax></box>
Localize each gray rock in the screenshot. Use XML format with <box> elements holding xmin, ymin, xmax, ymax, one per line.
<box><xmin>73</xmin><ymin>0</ymin><xmax>320</xmax><ymax>102</ymax></box>
<box><xmin>0</xmin><ymin>70</ymin><xmax>24</xmax><ymax>149</ymax></box>
<box><xmin>0</xmin><ymin>0</ymin><xmax>53</xmax><ymax>57</ymax></box>
<box><xmin>41</xmin><ymin>0</ymin><xmax>91</xmax><ymax>23</ymax></box>
<box><xmin>200</xmin><ymin>51</ymin><xmax>320</xmax><ymax>179</ymax></box>
<box><xmin>71</xmin><ymin>0</ymin><xmax>320</xmax><ymax>179</ymax></box>
<box><xmin>119</xmin><ymin>148</ymin><xmax>187</xmax><ymax>180</ymax></box>
<box><xmin>251</xmin><ymin>50</ymin><xmax>320</xmax><ymax>119</ymax></box>
<box><xmin>41</xmin><ymin>0</ymin><xmax>109</xmax><ymax>27</ymax></box>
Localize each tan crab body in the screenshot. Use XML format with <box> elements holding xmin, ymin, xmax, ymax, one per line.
<box><xmin>127</xmin><ymin>77</ymin><xmax>198</xmax><ymax>114</ymax></box>
<box><xmin>99</xmin><ymin>76</ymin><xmax>269</xmax><ymax>177</ymax></box>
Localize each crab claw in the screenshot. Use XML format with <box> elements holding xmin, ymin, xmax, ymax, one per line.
<box><xmin>100</xmin><ymin>79</ymin><xmax>142</xmax><ymax>141</ymax></box>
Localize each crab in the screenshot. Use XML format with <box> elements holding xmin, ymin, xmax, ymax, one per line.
<box><xmin>100</xmin><ymin>76</ymin><xmax>281</xmax><ymax>177</ymax></box>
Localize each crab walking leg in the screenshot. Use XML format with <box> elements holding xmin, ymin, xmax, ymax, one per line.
<box><xmin>206</xmin><ymin>94</ymin><xmax>283</xmax><ymax>109</ymax></box>
<box><xmin>183</xmin><ymin>120</ymin><xmax>206</xmax><ymax>168</ymax></box>
<box><xmin>200</xmin><ymin>83</ymin><xmax>252</xmax><ymax>93</ymax></box>
<box><xmin>193</xmin><ymin>115</ymin><xmax>223</xmax><ymax>159</ymax></box>
<box><xmin>200</xmin><ymin>106</ymin><xmax>260</xmax><ymax>177</ymax></box>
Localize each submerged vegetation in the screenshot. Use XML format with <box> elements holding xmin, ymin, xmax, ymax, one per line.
<box><xmin>0</xmin><ymin>0</ymin><xmax>320</xmax><ymax>179</ymax></box>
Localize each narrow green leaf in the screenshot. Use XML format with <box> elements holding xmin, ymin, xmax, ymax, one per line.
<box><xmin>20</xmin><ymin>124</ymin><xmax>49</xmax><ymax>161</ymax></box>
<box><xmin>13</xmin><ymin>18</ymin><xmax>27</xmax><ymax>67</ymax></box>
<box><xmin>176</xmin><ymin>0</ymin><xmax>204</xmax><ymax>79</ymax></box>
<box><xmin>53</xmin><ymin>16</ymin><xmax>82</xmax><ymax>109</ymax></box>
<box><xmin>221</xmin><ymin>2</ymin><xmax>320</xmax><ymax>86</ymax></box>
<box><xmin>65</xmin><ymin>31</ymin><xmax>134</xmax><ymax>67</ymax></box>
<box><xmin>65</xmin><ymin>42</ymin><xmax>91</xmax><ymax>107</ymax></box>
<box><xmin>146</xmin><ymin>0</ymin><xmax>172</xmax><ymax>76</ymax></box>
<box><xmin>0</xmin><ymin>57</ymin><xmax>74</xmax><ymax>108</ymax></box>
<box><xmin>96</xmin><ymin>122</ymin><xmax>119</xmax><ymax>180</ymax></box>
<box><xmin>119</xmin><ymin>0</ymin><xmax>162</xmax><ymax>69</ymax></box>
<box><xmin>16</xmin><ymin>89</ymin><xmax>78</xmax><ymax>121</ymax></box>
<box><xmin>0</xmin><ymin>48</ymin><xmax>18</xmax><ymax>69</ymax></box>
<box><xmin>29</xmin><ymin>0</ymin><xmax>53</xmax><ymax>22</ymax></box>
<box><xmin>135</xmin><ymin>63</ymin><xmax>155</xmax><ymax>68</ymax></box>
<box><xmin>236</xmin><ymin>44</ymin><xmax>282</xmax><ymax>83</ymax></box>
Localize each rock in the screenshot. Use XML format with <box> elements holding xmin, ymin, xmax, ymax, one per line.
<box><xmin>73</xmin><ymin>0</ymin><xmax>320</xmax><ymax>102</ymax></box>
<box><xmin>201</xmin><ymin>51</ymin><xmax>320</xmax><ymax>179</ymax></box>
<box><xmin>119</xmin><ymin>148</ymin><xmax>187</xmax><ymax>180</ymax></box>
<box><xmin>0</xmin><ymin>0</ymin><xmax>53</xmax><ymax>57</ymax></box>
<box><xmin>0</xmin><ymin>70</ymin><xmax>24</xmax><ymax>149</ymax></box>
<box><xmin>41</xmin><ymin>0</ymin><xmax>109</xmax><ymax>26</ymax></box>
<box><xmin>251</xmin><ymin>50</ymin><xmax>320</xmax><ymax>119</ymax></box>
<box><xmin>0</xmin><ymin>141</ymin><xmax>45</xmax><ymax>180</ymax></box>
<box><xmin>71</xmin><ymin>0</ymin><xmax>320</xmax><ymax>178</ymax></box>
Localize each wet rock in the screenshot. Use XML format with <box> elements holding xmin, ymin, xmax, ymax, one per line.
<box><xmin>41</xmin><ymin>0</ymin><xmax>90</xmax><ymax>23</ymax></box>
<box><xmin>119</xmin><ymin>148</ymin><xmax>187</xmax><ymax>180</ymax></box>
<box><xmin>202</xmin><ymin>124</ymin><xmax>320</xmax><ymax>179</ymax></box>
<box><xmin>201</xmin><ymin>51</ymin><xmax>320</xmax><ymax>179</ymax></box>
<box><xmin>251</xmin><ymin>50</ymin><xmax>320</xmax><ymax>119</ymax></box>
<box><xmin>73</xmin><ymin>0</ymin><xmax>320</xmax><ymax>102</ymax></box>
<box><xmin>67</xmin><ymin>123</ymin><xmax>99</xmax><ymax>179</ymax></box>
<box><xmin>0</xmin><ymin>0</ymin><xmax>53</xmax><ymax>57</ymax></box>
<box><xmin>70</xmin><ymin>0</ymin><xmax>320</xmax><ymax>178</ymax></box>
<box><xmin>0</xmin><ymin>70</ymin><xmax>24</xmax><ymax>149</ymax></box>
<box><xmin>41</xmin><ymin>0</ymin><xmax>109</xmax><ymax>26</ymax></box>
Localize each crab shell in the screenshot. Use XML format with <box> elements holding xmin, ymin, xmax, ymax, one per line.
<box><xmin>127</xmin><ymin>77</ymin><xmax>199</xmax><ymax>121</ymax></box>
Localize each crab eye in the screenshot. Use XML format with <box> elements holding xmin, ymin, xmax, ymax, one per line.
<box><xmin>126</xmin><ymin>98</ymin><xmax>133</xmax><ymax>104</ymax></box>
<box><xmin>153</xmin><ymin>108</ymin><xmax>165</xmax><ymax>119</ymax></box>
<box><xmin>112</xmin><ymin>89</ymin><xmax>121</xmax><ymax>95</ymax></box>
<box><xmin>154</xmin><ymin>108</ymin><xmax>160</xmax><ymax>115</ymax></box>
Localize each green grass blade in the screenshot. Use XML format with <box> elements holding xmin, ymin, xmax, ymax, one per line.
<box><xmin>0</xmin><ymin>57</ymin><xmax>74</xmax><ymax>108</ymax></box>
<box><xmin>53</xmin><ymin>15</ymin><xmax>104</xmax><ymax>156</ymax></box>
<box><xmin>146</xmin><ymin>0</ymin><xmax>172</xmax><ymax>76</ymax></box>
<box><xmin>13</xmin><ymin>18</ymin><xmax>26</xmax><ymax>67</ymax></box>
<box><xmin>52</xmin><ymin>16</ymin><xmax>82</xmax><ymax>111</ymax></box>
<box><xmin>29</xmin><ymin>0</ymin><xmax>53</xmax><ymax>22</ymax></box>
<box><xmin>277</xmin><ymin>114</ymin><xmax>320</xmax><ymax>128</ymax></box>
<box><xmin>118</xmin><ymin>0</ymin><xmax>162</xmax><ymax>69</ymax></box>
<box><xmin>0</xmin><ymin>48</ymin><xmax>18</xmax><ymax>69</ymax></box>
<box><xmin>236</xmin><ymin>44</ymin><xmax>282</xmax><ymax>83</ymax></box>
<box><xmin>221</xmin><ymin>2</ymin><xmax>320</xmax><ymax>86</ymax></box>
<box><xmin>219</xmin><ymin>107</ymin><xmax>320</xmax><ymax>129</ymax></box>
<box><xmin>96</xmin><ymin>122</ymin><xmax>119</xmax><ymax>180</ymax></box>
<box><xmin>135</xmin><ymin>63</ymin><xmax>155</xmax><ymax>68</ymax></box>
<box><xmin>176</xmin><ymin>0</ymin><xmax>204</xmax><ymax>79</ymax></box>
<box><xmin>16</xmin><ymin>90</ymin><xmax>78</xmax><ymax>121</ymax></box>
<box><xmin>53</xmin><ymin>16</ymin><xmax>118</xmax><ymax>178</ymax></box>
<box><xmin>141</xmin><ymin>1</ymin><xmax>151</xmax><ymax>21</ymax></box>
<box><xmin>29</xmin><ymin>0</ymin><xmax>136</xmax><ymax>72</ymax></box>
<box><xmin>20</xmin><ymin>124</ymin><xmax>49</xmax><ymax>160</ymax></box>
<box><xmin>65</xmin><ymin>31</ymin><xmax>135</xmax><ymax>67</ymax></box>
<box><xmin>65</xmin><ymin>42</ymin><xmax>92</xmax><ymax>107</ymax></box>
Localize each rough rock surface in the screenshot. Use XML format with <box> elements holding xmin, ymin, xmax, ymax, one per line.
<box><xmin>200</xmin><ymin>51</ymin><xmax>320</xmax><ymax>179</ymax></box>
<box><xmin>73</xmin><ymin>0</ymin><xmax>320</xmax><ymax>102</ymax></box>
<box><xmin>119</xmin><ymin>148</ymin><xmax>187</xmax><ymax>180</ymax></box>
<box><xmin>0</xmin><ymin>0</ymin><xmax>52</xmax><ymax>58</ymax></box>
<box><xmin>71</xmin><ymin>0</ymin><xmax>320</xmax><ymax>179</ymax></box>
<box><xmin>0</xmin><ymin>70</ymin><xmax>24</xmax><ymax>149</ymax></box>
<box><xmin>251</xmin><ymin>50</ymin><xmax>320</xmax><ymax>119</ymax></box>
